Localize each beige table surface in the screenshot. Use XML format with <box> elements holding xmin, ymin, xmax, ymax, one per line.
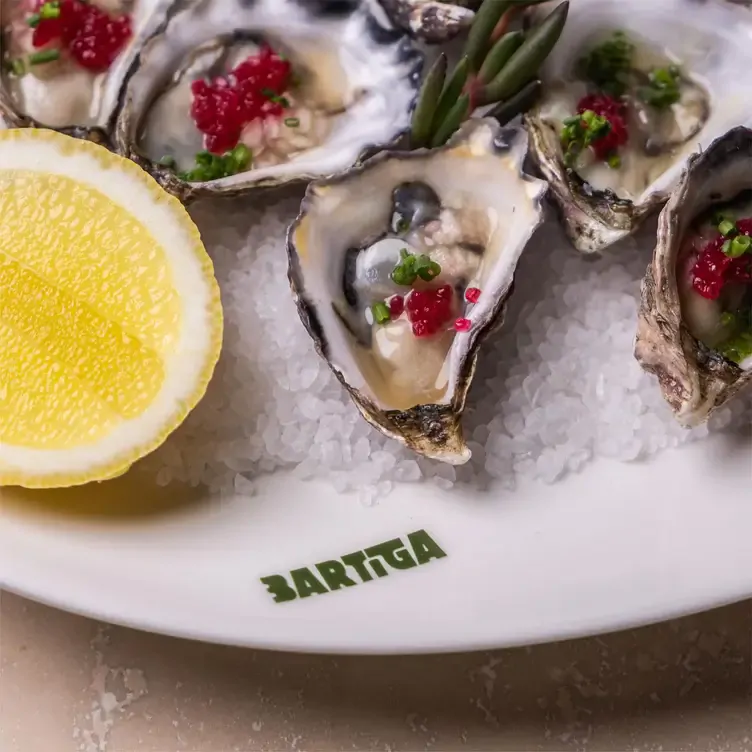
<box><xmin>1</xmin><ymin>594</ymin><xmax>750</xmax><ymax>752</ymax></box>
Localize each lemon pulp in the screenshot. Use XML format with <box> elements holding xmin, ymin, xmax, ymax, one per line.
<box><xmin>0</xmin><ymin>129</ymin><xmax>222</xmax><ymax>487</ymax></box>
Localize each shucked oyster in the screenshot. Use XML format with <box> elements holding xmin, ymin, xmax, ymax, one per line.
<box><xmin>288</xmin><ymin>119</ymin><xmax>547</xmax><ymax>463</ymax></box>
<box><xmin>0</xmin><ymin>0</ymin><xmax>172</xmax><ymax>132</ymax></box>
<box><xmin>524</xmin><ymin>0</ymin><xmax>752</xmax><ymax>254</ymax></box>
<box><xmin>114</xmin><ymin>0</ymin><xmax>422</xmax><ymax>201</ymax></box>
<box><xmin>635</xmin><ymin>127</ymin><xmax>752</xmax><ymax>426</ymax></box>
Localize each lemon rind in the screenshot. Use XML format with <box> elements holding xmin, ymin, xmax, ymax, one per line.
<box><xmin>0</xmin><ymin>130</ymin><xmax>223</xmax><ymax>488</ymax></box>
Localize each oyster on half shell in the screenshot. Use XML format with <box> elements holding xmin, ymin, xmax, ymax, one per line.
<box><xmin>635</xmin><ymin>127</ymin><xmax>752</xmax><ymax>426</ymax></box>
<box><xmin>0</xmin><ymin>0</ymin><xmax>173</xmax><ymax>134</ymax></box>
<box><xmin>114</xmin><ymin>0</ymin><xmax>422</xmax><ymax>202</ymax></box>
<box><xmin>287</xmin><ymin>119</ymin><xmax>547</xmax><ymax>463</ymax></box>
<box><xmin>524</xmin><ymin>0</ymin><xmax>752</xmax><ymax>254</ymax></box>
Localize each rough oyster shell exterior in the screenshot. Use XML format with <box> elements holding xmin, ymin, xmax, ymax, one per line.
<box><xmin>287</xmin><ymin>118</ymin><xmax>547</xmax><ymax>463</ymax></box>
<box><xmin>0</xmin><ymin>0</ymin><xmax>176</xmax><ymax>139</ymax></box>
<box><xmin>374</xmin><ymin>0</ymin><xmax>478</xmax><ymax>43</ymax></box>
<box><xmin>113</xmin><ymin>0</ymin><xmax>423</xmax><ymax>203</ymax></box>
<box><xmin>635</xmin><ymin>126</ymin><xmax>752</xmax><ymax>426</ymax></box>
<box><xmin>524</xmin><ymin>0</ymin><xmax>752</xmax><ymax>254</ymax></box>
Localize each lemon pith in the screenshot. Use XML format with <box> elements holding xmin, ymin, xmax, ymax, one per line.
<box><xmin>0</xmin><ymin>129</ymin><xmax>223</xmax><ymax>488</ymax></box>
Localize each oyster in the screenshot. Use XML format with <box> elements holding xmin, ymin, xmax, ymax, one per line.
<box><xmin>114</xmin><ymin>0</ymin><xmax>422</xmax><ymax>201</ymax></box>
<box><xmin>0</xmin><ymin>0</ymin><xmax>173</xmax><ymax>132</ymax></box>
<box><xmin>524</xmin><ymin>0</ymin><xmax>752</xmax><ymax>254</ymax></box>
<box><xmin>375</xmin><ymin>0</ymin><xmax>478</xmax><ymax>43</ymax></box>
<box><xmin>287</xmin><ymin>118</ymin><xmax>547</xmax><ymax>463</ymax></box>
<box><xmin>635</xmin><ymin>126</ymin><xmax>752</xmax><ymax>426</ymax></box>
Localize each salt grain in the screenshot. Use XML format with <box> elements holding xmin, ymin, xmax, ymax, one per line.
<box><xmin>135</xmin><ymin>199</ymin><xmax>751</xmax><ymax>501</ymax></box>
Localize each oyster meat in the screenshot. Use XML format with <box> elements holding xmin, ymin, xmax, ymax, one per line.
<box><xmin>635</xmin><ymin>126</ymin><xmax>752</xmax><ymax>426</ymax></box>
<box><xmin>114</xmin><ymin>0</ymin><xmax>422</xmax><ymax>201</ymax></box>
<box><xmin>288</xmin><ymin>119</ymin><xmax>547</xmax><ymax>463</ymax></box>
<box><xmin>0</xmin><ymin>0</ymin><xmax>172</xmax><ymax>131</ymax></box>
<box><xmin>524</xmin><ymin>0</ymin><xmax>752</xmax><ymax>253</ymax></box>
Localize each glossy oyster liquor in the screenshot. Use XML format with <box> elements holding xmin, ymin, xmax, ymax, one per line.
<box><xmin>288</xmin><ymin>119</ymin><xmax>547</xmax><ymax>464</ymax></box>
<box><xmin>0</xmin><ymin>0</ymin><xmax>172</xmax><ymax>132</ymax></box>
<box><xmin>113</xmin><ymin>0</ymin><xmax>423</xmax><ymax>201</ymax></box>
<box><xmin>524</xmin><ymin>0</ymin><xmax>752</xmax><ymax>253</ymax></box>
<box><xmin>635</xmin><ymin>127</ymin><xmax>752</xmax><ymax>425</ymax></box>
<box><xmin>1</xmin><ymin>0</ymin><xmax>423</xmax><ymax>200</ymax></box>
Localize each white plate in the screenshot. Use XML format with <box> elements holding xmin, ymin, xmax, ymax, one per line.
<box><xmin>1</xmin><ymin>429</ymin><xmax>750</xmax><ymax>655</ymax></box>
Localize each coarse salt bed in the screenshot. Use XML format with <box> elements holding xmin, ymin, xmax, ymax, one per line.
<box><xmin>136</xmin><ymin>192</ymin><xmax>752</xmax><ymax>499</ymax></box>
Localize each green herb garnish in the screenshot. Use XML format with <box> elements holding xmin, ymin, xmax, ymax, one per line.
<box><xmin>560</xmin><ymin>109</ymin><xmax>611</xmax><ymax>168</ymax></box>
<box><xmin>723</xmin><ymin>234</ymin><xmax>751</xmax><ymax>258</ymax></box>
<box><xmin>719</xmin><ymin>330</ymin><xmax>752</xmax><ymax>365</ymax></box>
<box><xmin>284</xmin><ymin>117</ymin><xmax>300</xmax><ymax>127</ymax></box>
<box><xmin>179</xmin><ymin>144</ymin><xmax>252</xmax><ymax>182</ymax></box>
<box><xmin>638</xmin><ymin>65</ymin><xmax>682</xmax><ymax>109</ymax></box>
<box><xmin>576</xmin><ymin>31</ymin><xmax>634</xmax><ymax>98</ymax></box>
<box><xmin>28</xmin><ymin>49</ymin><xmax>60</xmax><ymax>65</ymax></box>
<box><xmin>39</xmin><ymin>1</ymin><xmax>60</xmax><ymax>19</ymax></box>
<box><xmin>261</xmin><ymin>88</ymin><xmax>290</xmax><ymax>107</ymax></box>
<box><xmin>6</xmin><ymin>58</ymin><xmax>26</xmax><ymax>76</ymax></box>
<box><xmin>718</xmin><ymin>219</ymin><xmax>736</xmax><ymax>237</ymax></box>
<box><xmin>607</xmin><ymin>153</ymin><xmax>621</xmax><ymax>169</ymax></box>
<box><xmin>158</xmin><ymin>155</ymin><xmax>177</xmax><ymax>169</ymax></box>
<box><xmin>409</xmin><ymin>0</ymin><xmax>569</xmax><ymax>149</ymax></box>
<box><xmin>26</xmin><ymin>13</ymin><xmax>41</xmax><ymax>27</ymax></box>
<box><xmin>391</xmin><ymin>249</ymin><xmax>442</xmax><ymax>287</ymax></box>
<box><xmin>371</xmin><ymin>301</ymin><xmax>391</xmax><ymax>325</ymax></box>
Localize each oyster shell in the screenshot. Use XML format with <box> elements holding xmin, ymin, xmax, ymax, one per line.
<box><xmin>287</xmin><ymin>118</ymin><xmax>547</xmax><ymax>463</ymax></box>
<box><xmin>524</xmin><ymin>0</ymin><xmax>752</xmax><ymax>254</ymax></box>
<box><xmin>375</xmin><ymin>0</ymin><xmax>478</xmax><ymax>43</ymax></box>
<box><xmin>114</xmin><ymin>0</ymin><xmax>422</xmax><ymax>202</ymax></box>
<box><xmin>0</xmin><ymin>0</ymin><xmax>173</xmax><ymax>133</ymax></box>
<box><xmin>635</xmin><ymin>126</ymin><xmax>752</xmax><ymax>426</ymax></box>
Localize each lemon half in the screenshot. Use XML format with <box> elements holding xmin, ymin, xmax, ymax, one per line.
<box><xmin>0</xmin><ymin>129</ymin><xmax>223</xmax><ymax>488</ymax></box>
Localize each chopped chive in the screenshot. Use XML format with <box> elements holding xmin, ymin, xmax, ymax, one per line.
<box><xmin>712</xmin><ymin>211</ymin><xmax>733</xmax><ymax>227</ymax></box>
<box><xmin>284</xmin><ymin>117</ymin><xmax>300</xmax><ymax>127</ymax></box>
<box><xmin>391</xmin><ymin>250</ymin><xmax>442</xmax><ymax>287</ymax></box>
<box><xmin>29</xmin><ymin>48</ymin><xmax>60</xmax><ymax>65</ymax></box>
<box><xmin>726</xmin><ymin>234</ymin><xmax>751</xmax><ymax>258</ymax></box>
<box><xmin>372</xmin><ymin>301</ymin><xmax>391</xmax><ymax>325</ymax></box>
<box><xmin>720</xmin><ymin>312</ymin><xmax>736</xmax><ymax>328</ymax></box>
<box><xmin>229</xmin><ymin>143</ymin><xmax>251</xmax><ymax>170</ymax></box>
<box><xmin>261</xmin><ymin>88</ymin><xmax>289</xmax><ymax>107</ymax></box>
<box><xmin>718</xmin><ymin>219</ymin><xmax>736</xmax><ymax>237</ymax></box>
<box><xmin>7</xmin><ymin>58</ymin><xmax>26</xmax><ymax>76</ymax></box>
<box><xmin>195</xmin><ymin>150</ymin><xmax>213</xmax><ymax>166</ymax></box>
<box><xmin>26</xmin><ymin>13</ymin><xmax>41</xmax><ymax>27</ymax></box>
<box><xmin>158</xmin><ymin>155</ymin><xmax>176</xmax><ymax>169</ymax></box>
<box><xmin>607</xmin><ymin>153</ymin><xmax>621</xmax><ymax>169</ymax></box>
<box><xmin>40</xmin><ymin>1</ymin><xmax>60</xmax><ymax>19</ymax></box>
<box><xmin>576</xmin><ymin>30</ymin><xmax>634</xmax><ymax>98</ymax></box>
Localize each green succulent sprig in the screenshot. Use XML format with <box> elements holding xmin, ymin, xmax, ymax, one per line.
<box><xmin>409</xmin><ymin>0</ymin><xmax>570</xmax><ymax>149</ymax></box>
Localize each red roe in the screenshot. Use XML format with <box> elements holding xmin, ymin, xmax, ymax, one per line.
<box><xmin>691</xmin><ymin>220</ymin><xmax>752</xmax><ymax>300</ymax></box>
<box><xmin>388</xmin><ymin>294</ymin><xmax>404</xmax><ymax>318</ymax></box>
<box><xmin>190</xmin><ymin>46</ymin><xmax>292</xmax><ymax>154</ymax></box>
<box><xmin>406</xmin><ymin>284</ymin><xmax>454</xmax><ymax>338</ymax></box>
<box><xmin>32</xmin><ymin>0</ymin><xmax>132</xmax><ymax>72</ymax></box>
<box><xmin>454</xmin><ymin>317</ymin><xmax>472</xmax><ymax>332</ymax></box>
<box><xmin>576</xmin><ymin>93</ymin><xmax>629</xmax><ymax>160</ymax></box>
<box><xmin>464</xmin><ymin>287</ymin><xmax>481</xmax><ymax>303</ymax></box>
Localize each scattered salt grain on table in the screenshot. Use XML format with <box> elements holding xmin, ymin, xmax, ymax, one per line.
<box><xmin>136</xmin><ymin>192</ymin><xmax>751</xmax><ymax>499</ymax></box>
